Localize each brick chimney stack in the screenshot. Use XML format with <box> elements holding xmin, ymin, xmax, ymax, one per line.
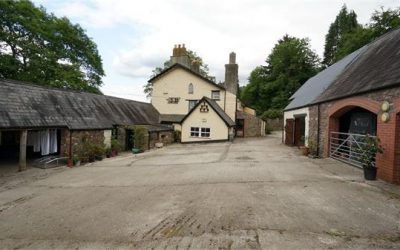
<box><xmin>224</xmin><ymin>52</ymin><xmax>238</xmax><ymax>95</ymax></box>
<box><xmin>170</xmin><ymin>44</ymin><xmax>190</xmax><ymax>68</ymax></box>
<box><xmin>191</xmin><ymin>59</ymin><xmax>200</xmax><ymax>74</ymax></box>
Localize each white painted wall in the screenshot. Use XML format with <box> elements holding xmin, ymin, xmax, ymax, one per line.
<box><xmin>151</xmin><ymin>68</ymin><xmax>226</xmax><ymax>115</ymax></box>
<box><xmin>283</xmin><ymin>107</ymin><xmax>310</xmax><ymax>146</ymax></box>
<box><xmin>104</xmin><ymin>130</ymin><xmax>112</xmax><ymax>148</ymax></box>
<box><xmin>181</xmin><ymin>100</ymin><xmax>229</xmax><ymax>142</ymax></box>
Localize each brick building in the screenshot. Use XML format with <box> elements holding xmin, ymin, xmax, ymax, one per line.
<box><xmin>0</xmin><ymin>80</ymin><xmax>173</xmax><ymax>171</ymax></box>
<box><xmin>284</xmin><ymin>28</ymin><xmax>400</xmax><ymax>184</ymax></box>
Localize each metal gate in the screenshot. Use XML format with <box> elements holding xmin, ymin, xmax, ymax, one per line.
<box><xmin>329</xmin><ymin>131</ymin><xmax>375</xmax><ymax>168</ymax></box>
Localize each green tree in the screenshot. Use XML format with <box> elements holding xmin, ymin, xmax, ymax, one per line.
<box><xmin>335</xmin><ymin>7</ymin><xmax>400</xmax><ymax>62</ymax></box>
<box><xmin>0</xmin><ymin>0</ymin><xmax>104</xmax><ymax>93</ymax></box>
<box><xmin>144</xmin><ymin>50</ymin><xmax>215</xmax><ymax>97</ymax></box>
<box><xmin>323</xmin><ymin>5</ymin><xmax>360</xmax><ymax>66</ymax></box>
<box><xmin>241</xmin><ymin>35</ymin><xmax>320</xmax><ymax>115</ymax></box>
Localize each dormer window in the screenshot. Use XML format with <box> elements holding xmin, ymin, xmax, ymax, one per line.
<box><xmin>211</xmin><ymin>90</ymin><xmax>220</xmax><ymax>100</ymax></box>
<box><xmin>188</xmin><ymin>83</ymin><xmax>194</xmax><ymax>94</ymax></box>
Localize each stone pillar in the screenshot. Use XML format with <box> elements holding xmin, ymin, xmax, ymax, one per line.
<box><xmin>19</xmin><ymin>129</ymin><xmax>28</xmax><ymax>172</ymax></box>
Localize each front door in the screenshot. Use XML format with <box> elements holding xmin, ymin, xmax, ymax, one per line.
<box><xmin>285</xmin><ymin>119</ymin><xmax>294</xmax><ymax>146</ymax></box>
<box><xmin>294</xmin><ymin>116</ymin><xmax>305</xmax><ymax>146</ymax></box>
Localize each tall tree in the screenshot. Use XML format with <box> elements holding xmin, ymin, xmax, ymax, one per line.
<box><xmin>0</xmin><ymin>0</ymin><xmax>105</xmax><ymax>93</ymax></box>
<box><xmin>323</xmin><ymin>5</ymin><xmax>360</xmax><ymax>66</ymax></box>
<box><xmin>144</xmin><ymin>50</ymin><xmax>215</xmax><ymax>98</ymax></box>
<box><xmin>335</xmin><ymin>7</ymin><xmax>400</xmax><ymax>62</ymax></box>
<box><xmin>241</xmin><ymin>35</ymin><xmax>320</xmax><ymax>116</ymax></box>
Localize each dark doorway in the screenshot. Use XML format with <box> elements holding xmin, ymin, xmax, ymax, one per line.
<box><xmin>125</xmin><ymin>129</ymin><xmax>135</xmax><ymax>150</ymax></box>
<box><xmin>236</xmin><ymin>119</ymin><xmax>244</xmax><ymax>137</ymax></box>
<box><xmin>339</xmin><ymin>107</ymin><xmax>377</xmax><ymax>135</ymax></box>
<box><xmin>294</xmin><ymin>116</ymin><xmax>306</xmax><ymax>146</ymax></box>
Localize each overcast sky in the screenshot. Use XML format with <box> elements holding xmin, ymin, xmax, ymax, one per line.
<box><xmin>34</xmin><ymin>0</ymin><xmax>399</xmax><ymax>102</ymax></box>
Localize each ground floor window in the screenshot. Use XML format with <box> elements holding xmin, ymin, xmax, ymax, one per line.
<box><xmin>190</xmin><ymin>127</ymin><xmax>210</xmax><ymax>138</ymax></box>
<box><xmin>201</xmin><ymin>128</ymin><xmax>210</xmax><ymax>137</ymax></box>
<box><xmin>190</xmin><ymin>127</ymin><xmax>199</xmax><ymax>137</ymax></box>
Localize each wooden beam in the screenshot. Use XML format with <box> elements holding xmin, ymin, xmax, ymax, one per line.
<box><xmin>19</xmin><ymin>129</ymin><xmax>27</xmax><ymax>172</ymax></box>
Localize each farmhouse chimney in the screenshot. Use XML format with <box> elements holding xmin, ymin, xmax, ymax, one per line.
<box><xmin>170</xmin><ymin>44</ymin><xmax>190</xmax><ymax>68</ymax></box>
<box><xmin>224</xmin><ymin>52</ymin><xmax>238</xmax><ymax>95</ymax></box>
<box><xmin>191</xmin><ymin>59</ymin><xmax>200</xmax><ymax>74</ymax></box>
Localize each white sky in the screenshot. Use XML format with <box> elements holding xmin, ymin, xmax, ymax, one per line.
<box><xmin>34</xmin><ymin>0</ymin><xmax>400</xmax><ymax>102</ymax></box>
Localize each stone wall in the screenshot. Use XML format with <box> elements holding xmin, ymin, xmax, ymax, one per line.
<box><xmin>149</xmin><ymin>131</ymin><xmax>174</xmax><ymax>149</ymax></box>
<box><xmin>266</xmin><ymin>118</ymin><xmax>283</xmax><ymax>131</ymax></box>
<box><xmin>239</xmin><ymin>112</ymin><xmax>265</xmax><ymax>137</ymax></box>
<box><xmin>60</xmin><ymin>129</ymin><xmax>105</xmax><ymax>158</ymax></box>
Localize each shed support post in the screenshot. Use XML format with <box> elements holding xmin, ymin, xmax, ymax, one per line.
<box><xmin>19</xmin><ymin>129</ymin><xmax>28</xmax><ymax>172</ymax></box>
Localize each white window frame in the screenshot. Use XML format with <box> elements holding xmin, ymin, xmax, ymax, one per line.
<box><xmin>211</xmin><ymin>90</ymin><xmax>220</xmax><ymax>100</ymax></box>
<box><xmin>201</xmin><ymin>128</ymin><xmax>210</xmax><ymax>138</ymax></box>
<box><xmin>190</xmin><ymin>127</ymin><xmax>199</xmax><ymax>137</ymax></box>
<box><xmin>190</xmin><ymin>127</ymin><xmax>211</xmax><ymax>138</ymax></box>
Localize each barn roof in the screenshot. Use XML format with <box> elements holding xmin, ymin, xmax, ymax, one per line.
<box><xmin>284</xmin><ymin>46</ymin><xmax>367</xmax><ymax>111</ymax></box>
<box><xmin>313</xmin><ymin>27</ymin><xmax>400</xmax><ymax>104</ymax></box>
<box><xmin>0</xmin><ymin>79</ymin><xmax>160</xmax><ymax>130</ymax></box>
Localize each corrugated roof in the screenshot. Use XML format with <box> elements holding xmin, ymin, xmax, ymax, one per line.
<box><xmin>180</xmin><ymin>96</ymin><xmax>235</xmax><ymax>127</ymax></box>
<box><xmin>314</xmin><ymin>28</ymin><xmax>400</xmax><ymax>104</ymax></box>
<box><xmin>284</xmin><ymin>46</ymin><xmax>367</xmax><ymax>111</ymax></box>
<box><xmin>0</xmin><ymin>79</ymin><xmax>160</xmax><ymax>129</ymax></box>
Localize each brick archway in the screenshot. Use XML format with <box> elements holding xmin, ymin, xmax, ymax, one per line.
<box><xmin>324</xmin><ymin>97</ymin><xmax>380</xmax><ymax>157</ymax></box>
<box><xmin>324</xmin><ymin>97</ymin><xmax>400</xmax><ymax>183</ymax></box>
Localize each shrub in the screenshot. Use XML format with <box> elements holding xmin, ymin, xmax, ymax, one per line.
<box><xmin>111</xmin><ymin>139</ymin><xmax>122</xmax><ymax>152</ymax></box>
<box><xmin>133</xmin><ymin>126</ymin><xmax>148</xmax><ymax>151</ymax></box>
<box><xmin>261</xmin><ymin>109</ymin><xmax>283</xmax><ymax>120</ymax></box>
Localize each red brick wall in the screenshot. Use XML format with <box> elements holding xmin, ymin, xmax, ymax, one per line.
<box><xmin>395</xmin><ymin>114</ymin><xmax>400</xmax><ymax>183</ymax></box>
<box><xmin>308</xmin><ymin>86</ymin><xmax>400</xmax><ymax>183</ymax></box>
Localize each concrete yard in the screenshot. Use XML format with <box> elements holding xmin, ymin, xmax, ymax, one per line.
<box><xmin>0</xmin><ymin>133</ymin><xmax>400</xmax><ymax>249</ymax></box>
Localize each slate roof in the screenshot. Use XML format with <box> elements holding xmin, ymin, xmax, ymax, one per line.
<box><xmin>144</xmin><ymin>124</ymin><xmax>174</xmax><ymax>132</ymax></box>
<box><xmin>313</xmin><ymin>27</ymin><xmax>400</xmax><ymax>104</ymax></box>
<box><xmin>180</xmin><ymin>97</ymin><xmax>235</xmax><ymax>127</ymax></box>
<box><xmin>0</xmin><ymin>79</ymin><xmax>160</xmax><ymax>130</ymax></box>
<box><xmin>148</xmin><ymin>63</ymin><xmax>225</xmax><ymax>90</ymax></box>
<box><xmin>159</xmin><ymin>114</ymin><xmax>186</xmax><ymax>123</ymax></box>
<box><xmin>284</xmin><ymin>46</ymin><xmax>367</xmax><ymax>111</ymax></box>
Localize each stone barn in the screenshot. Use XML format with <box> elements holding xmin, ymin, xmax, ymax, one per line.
<box><xmin>285</xmin><ymin>28</ymin><xmax>400</xmax><ymax>184</ymax></box>
<box><xmin>0</xmin><ymin>80</ymin><xmax>173</xmax><ymax>171</ymax></box>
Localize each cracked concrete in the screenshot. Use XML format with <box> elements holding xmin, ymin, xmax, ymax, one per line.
<box><xmin>0</xmin><ymin>132</ymin><xmax>400</xmax><ymax>249</ymax></box>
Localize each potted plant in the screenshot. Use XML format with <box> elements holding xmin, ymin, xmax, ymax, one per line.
<box><xmin>111</xmin><ymin>139</ymin><xmax>121</xmax><ymax>156</ymax></box>
<box><xmin>299</xmin><ymin>136</ymin><xmax>309</xmax><ymax>156</ymax></box>
<box><xmin>105</xmin><ymin>147</ymin><xmax>112</xmax><ymax>158</ymax></box>
<box><xmin>357</xmin><ymin>135</ymin><xmax>384</xmax><ymax>180</ymax></box>
<box><xmin>73</xmin><ymin>155</ymin><xmax>81</xmax><ymax>166</ymax></box>
<box><xmin>93</xmin><ymin>144</ymin><xmax>105</xmax><ymax>161</ymax></box>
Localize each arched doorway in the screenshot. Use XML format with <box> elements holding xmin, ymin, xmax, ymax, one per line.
<box><xmin>327</xmin><ymin>98</ymin><xmax>379</xmax><ymax>168</ymax></box>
